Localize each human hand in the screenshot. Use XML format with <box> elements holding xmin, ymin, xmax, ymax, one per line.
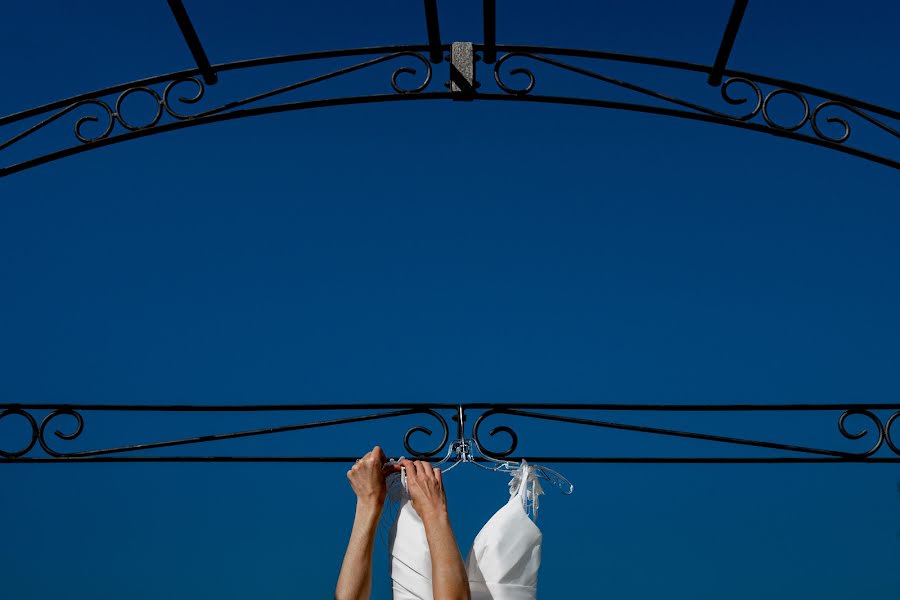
<box><xmin>346</xmin><ymin>445</ymin><xmax>391</xmax><ymax>508</ymax></box>
<box><xmin>393</xmin><ymin>458</ymin><xmax>449</xmax><ymax>522</ymax></box>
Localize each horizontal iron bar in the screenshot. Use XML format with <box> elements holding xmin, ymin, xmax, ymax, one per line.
<box><xmin>3</xmin><ymin>402</ymin><xmax>900</xmax><ymax>410</ymax></box>
<box><xmin>3</xmin><ymin>457</ymin><xmax>898</xmax><ymax>463</ymax></box>
<box><xmin>3</xmin><ymin>403</ymin><xmax>897</xmax><ymax>463</ymax></box>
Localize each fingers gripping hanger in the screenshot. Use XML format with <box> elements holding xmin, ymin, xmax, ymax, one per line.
<box><xmin>386</xmin><ymin>406</ymin><xmax>575</xmax><ymax>496</ymax></box>
<box><xmin>380</xmin><ymin>407</ymin><xmax>572</xmax><ymax>544</ymax></box>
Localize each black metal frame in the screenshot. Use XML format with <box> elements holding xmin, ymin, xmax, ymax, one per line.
<box><xmin>165</xmin><ymin>0</ymin><xmax>218</xmax><ymax>85</ymax></box>
<box><xmin>2</xmin><ymin>5</ymin><xmax>899</xmax><ymax>469</ymax></box>
<box><xmin>2</xmin><ymin>402</ymin><xmax>898</xmax><ymax>463</ymax></box>
<box><xmin>1</xmin><ymin>2</ymin><xmax>898</xmax><ymax>177</ymax></box>
<box><xmin>708</xmin><ymin>0</ymin><xmax>749</xmax><ymax>87</ymax></box>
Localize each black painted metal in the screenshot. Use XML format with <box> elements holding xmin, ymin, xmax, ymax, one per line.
<box><xmin>482</xmin><ymin>0</ymin><xmax>497</xmax><ymax>65</ymax></box>
<box><xmin>0</xmin><ymin>14</ymin><xmax>895</xmax><ymax>475</ymax></box>
<box><xmin>423</xmin><ymin>0</ymin><xmax>443</xmax><ymax>64</ymax></box>
<box><xmin>0</xmin><ymin>43</ymin><xmax>897</xmax><ymax>178</ymax></box>
<box><xmin>708</xmin><ymin>0</ymin><xmax>749</xmax><ymax>87</ymax></box>
<box><xmin>165</xmin><ymin>0</ymin><xmax>218</xmax><ymax>85</ymax></box>
<box><xmin>1</xmin><ymin>402</ymin><xmax>898</xmax><ymax>463</ymax></box>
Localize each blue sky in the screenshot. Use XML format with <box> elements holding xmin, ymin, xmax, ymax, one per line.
<box><xmin>1</xmin><ymin>1</ymin><xmax>899</xmax><ymax>598</ymax></box>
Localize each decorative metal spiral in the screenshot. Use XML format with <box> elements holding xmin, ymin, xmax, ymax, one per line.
<box><xmin>158</xmin><ymin>51</ymin><xmax>432</xmax><ymax>120</ymax></box>
<box><xmin>760</xmin><ymin>88</ymin><xmax>811</xmax><ymax>132</ymax></box>
<box><xmin>2</xmin><ymin>404</ymin><xmax>898</xmax><ymax>462</ymax></box>
<box><xmin>3</xmin><ymin>46</ymin><xmax>897</xmax><ymax>177</ymax></box>
<box><xmin>493</xmin><ymin>52</ymin><xmax>536</xmax><ymax>96</ymax></box>
<box><xmin>37</xmin><ymin>408</ymin><xmax>85</xmax><ymax>457</ymax></box>
<box><xmin>72</xmin><ymin>100</ymin><xmax>116</xmax><ymax>143</ymax></box>
<box><xmin>2</xmin><ymin>50</ymin><xmax>434</xmax><ymax>152</ymax></box>
<box><xmin>471</xmin><ymin>408</ymin><xmax>519</xmax><ymax>457</ymax></box>
<box><xmin>719</xmin><ymin>77</ymin><xmax>764</xmax><ymax>121</ymax></box>
<box><xmin>163</xmin><ymin>77</ymin><xmax>206</xmax><ymax>120</ymax></box>
<box><xmin>493</xmin><ymin>53</ymin><xmax>767</xmax><ymax>123</ymax></box>
<box><xmin>489</xmin><ymin>52</ymin><xmax>898</xmax><ymax>149</ymax></box>
<box><xmin>0</xmin><ymin>407</ymin><xmax>38</xmax><ymax>458</ymax></box>
<box><xmin>836</xmin><ymin>408</ymin><xmax>885</xmax><ymax>458</ymax></box>
<box><xmin>402</xmin><ymin>408</ymin><xmax>449</xmax><ymax>457</ymax></box>
<box><xmin>810</xmin><ymin>100</ymin><xmax>900</xmax><ymax>145</ymax></box>
<box><xmin>114</xmin><ymin>86</ymin><xmax>164</xmax><ymax>131</ymax></box>
<box><xmin>389</xmin><ymin>51</ymin><xmax>432</xmax><ymax>94</ymax></box>
<box><xmin>810</xmin><ymin>100</ymin><xmax>853</xmax><ymax>143</ymax></box>
<box><xmin>731</xmin><ymin>86</ymin><xmax>900</xmax><ymax>145</ymax></box>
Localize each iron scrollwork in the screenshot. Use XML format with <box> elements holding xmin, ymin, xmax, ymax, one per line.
<box><xmin>0</xmin><ymin>404</ymin><xmax>450</xmax><ymax>461</ymax></box>
<box><xmin>0</xmin><ymin>407</ymin><xmax>39</xmax><ymax>458</ymax></box>
<box><xmin>494</xmin><ymin>52</ymin><xmax>765</xmax><ymax>122</ymax></box>
<box><xmin>489</xmin><ymin>50</ymin><xmax>899</xmax><ymax>159</ymax></box>
<box><xmin>468</xmin><ymin>404</ymin><xmax>900</xmax><ymax>462</ymax></box>
<box><xmin>0</xmin><ymin>48</ymin><xmax>435</xmax><ymax>170</ymax></box>
<box><xmin>3</xmin><ymin>403</ymin><xmax>899</xmax><ymax>463</ymax></box>
<box><xmin>403</xmin><ymin>408</ymin><xmax>450</xmax><ymax>457</ymax></box>
<box><xmin>1</xmin><ymin>43</ymin><xmax>899</xmax><ymax>176</ymax></box>
<box><xmin>37</xmin><ymin>408</ymin><xmax>85</xmax><ymax>457</ymax></box>
<box><xmin>472</xmin><ymin>408</ymin><xmax>519</xmax><ymax>457</ymax></box>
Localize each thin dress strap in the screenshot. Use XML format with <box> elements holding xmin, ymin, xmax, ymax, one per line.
<box><xmin>516</xmin><ymin>463</ymin><xmax>531</xmax><ymax>500</ymax></box>
<box><xmin>510</xmin><ymin>460</ymin><xmax>543</xmax><ymax>521</ymax></box>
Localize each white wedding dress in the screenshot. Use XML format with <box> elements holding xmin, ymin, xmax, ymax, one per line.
<box><xmin>386</xmin><ymin>460</ymin><xmax>544</xmax><ymax>600</ymax></box>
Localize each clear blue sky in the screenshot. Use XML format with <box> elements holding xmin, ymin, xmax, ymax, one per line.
<box><xmin>1</xmin><ymin>1</ymin><xmax>899</xmax><ymax>598</ymax></box>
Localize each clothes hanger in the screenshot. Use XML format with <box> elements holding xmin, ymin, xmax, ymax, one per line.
<box><xmin>385</xmin><ymin>437</ymin><xmax>574</xmax><ymax>496</ymax></box>
<box><xmin>384</xmin><ymin>439</ymin><xmax>573</xmax><ymax>524</ymax></box>
<box><xmin>468</xmin><ymin>436</ymin><xmax>575</xmax><ymax>496</ymax></box>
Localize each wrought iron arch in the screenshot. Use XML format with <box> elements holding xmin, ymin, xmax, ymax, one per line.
<box><xmin>3</xmin><ymin>2</ymin><xmax>899</xmax><ymax>467</ymax></box>
<box><xmin>1</xmin><ymin>43</ymin><xmax>898</xmax><ymax>177</ymax></box>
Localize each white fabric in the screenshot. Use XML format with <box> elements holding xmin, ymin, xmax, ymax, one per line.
<box><xmin>386</xmin><ymin>461</ymin><xmax>543</xmax><ymax>600</ymax></box>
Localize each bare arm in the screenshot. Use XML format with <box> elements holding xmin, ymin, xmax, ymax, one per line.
<box><xmin>423</xmin><ymin>510</ymin><xmax>470</xmax><ymax>600</ymax></box>
<box><xmin>396</xmin><ymin>459</ymin><xmax>471</xmax><ymax>600</ymax></box>
<box><xmin>335</xmin><ymin>500</ymin><xmax>381</xmax><ymax>600</ymax></box>
<box><xmin>335</xmin><ymin>446</ymin><xmax>390</xmax><ymax>600</ymax></box>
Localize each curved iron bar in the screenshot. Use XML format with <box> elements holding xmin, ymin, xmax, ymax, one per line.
<box><xmin>161</xmin><ymin>51</ymin><xmax>432</xmax><ymax>121</ymax></box>
<box><xmin>480</xmin><ymin>45</ymin><xmax>900</xmax><ymax>123</ymax></box>
<box><xmin>14</xmin><ymin>406</ymin><xmax>450</xmax><ymax>459</ymax></box>
<box><xmin>494</xmin><ymin>52</ymin><xmax>764</xmax><ymax>122</ymax></box>
<box><xmin>0</xmin><ymin>44</ymin><xmax>898</xmax><ymax>177</ymax></box>
<box><xmin>3</xmin><ymin>92</ymin><xmax>899</xmax><ymax>179</ymax></box>
<box><xmin>471</xmin><ymin>406</ymin><xmax>893</xmax><ymax>460</ymax></box>
<box><xmin>0</xmin><ymin>407</ymin><xmax>39</xmax><ymax>458</ymax></box>
<box><xmin>403</xmin><ymin>409</ymin><xmax>450</xmax><ymax>457</ymax></box>
<box><xmin>491</xmin><ymin>52</ymin><xmax>899</xmax><ymax>150</ymax></box>
<box><xmin>477</xmin><ymin>94</ymin><xmax>900</xmax><ymax>170</ymax></box>
<box><xmin>0</xmin><ymin>50</ymin><xmax>432</xmax><ymax>157</ymax></box>
<box><xmin>472</xmin><ymin>408</ymin><xmax>520</xmax><ymax>457</ymax></box>
<box><xmin>0</xmin><ymin>45</ymin><xmax>446</xmax><ymax>127</ymax></box>
<box><xmin>885</xmin><ymin>410</ymin><xmax>900</xmax><ymax>456</ymax></box>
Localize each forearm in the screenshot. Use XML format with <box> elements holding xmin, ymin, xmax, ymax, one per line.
<box><xmin>423</xmin><ymin>510</ymin><xmax>470</xmax><ymax>600</ymax></box>
<box><xmin>335</xmin><ymin>500</ymin><xmax>382</xmax><ymax>600</ymax></box>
